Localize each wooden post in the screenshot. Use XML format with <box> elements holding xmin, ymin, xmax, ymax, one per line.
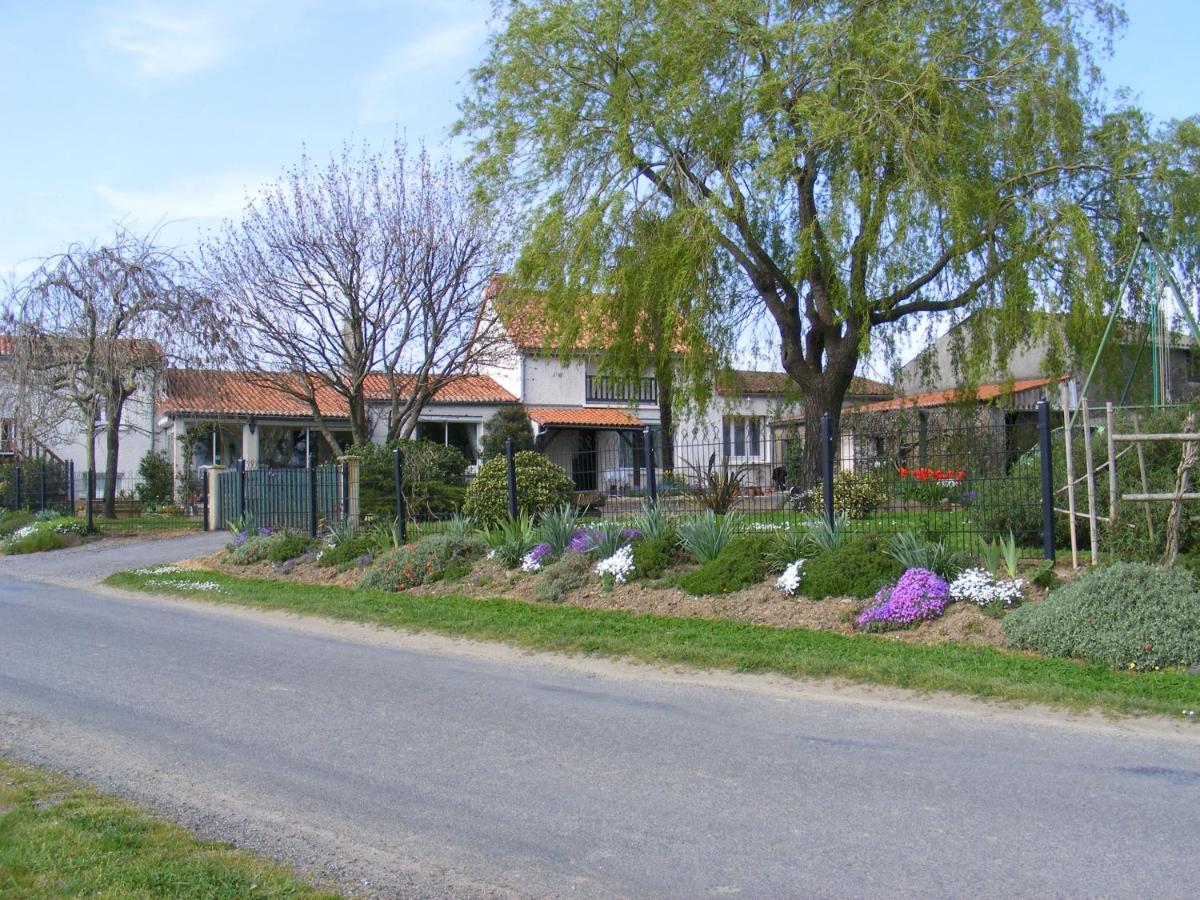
<box><xmin>1132</xmin><ymin>414</ymin><xmax>1154</xmax><ymax>541</ymax></box>
<box><xmin>1105</xmin><ymin>402</ymin><xmax>1118</xmax><ymax>528</ymax></box>
<box><xmin>1061</xmin><ymin>383</ymin><xmax>1079</xmax><ymax>569</ymax></box>
<box><xmin>1081</xmin><ymin>396</ymin><xmax>1100</xmax><ymax>565</ymax></box>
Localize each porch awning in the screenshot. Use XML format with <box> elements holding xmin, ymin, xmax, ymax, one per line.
<box><xmin>526</xmin><ymin>406</ymin><xmax>643</xmax><ymax>430</ymax></box>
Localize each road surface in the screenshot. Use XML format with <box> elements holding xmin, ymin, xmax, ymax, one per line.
<box><xmin>1</xmin><ymin>538</ymin><xmax>1197</xmax><ymax>897</ymax></box>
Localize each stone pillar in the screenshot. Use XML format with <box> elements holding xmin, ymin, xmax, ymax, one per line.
<box><xmin>241</xmin><ymin>422</ymin><xmax>260</xmax><ymax>466</ymax></box>
<box><xmin>206</xmin><ymin>465</ymin><xmax>225</xmax><ymax>531</ymax></box>
<box><xmin>337</xmin><ymin>456</ymin><xmax>361</xmax><ymax>527</ymax></box>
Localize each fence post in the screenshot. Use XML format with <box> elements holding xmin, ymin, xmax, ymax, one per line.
<box><xmin>86</xmin><ymin>469</ymin><xmax>95</xmax><ymax>533</ymax></box>
<box><xmin>38</xmin><ymin>459</ymin><xmax>46</xmax><ymax>512</ymax></box>
<box><xmin>200</xmin><ymin>467</ymin><xmax>209</xmax><ymax>531</ymax></box>
<box><xmin>307</xmin><ymin>465</ymin><xmax>318</xmax><ymax>538</ymax></box>
<box><xmin>644</xmin><ymin>427</ymin><xmax>658</xmax><ymax>505</ymax></box>
<box><xmin>918</xmin><ymin>411</ymin><xmax>929</xmax><ymax>468</ymax></box>
<box><xmin>1037</xmin><ymin>399</ymin><xmax>1056</xmax><ymax>562</ymax></box>
<box><xmin>237</xmin><ymin>458</ymin><xmax>247</xmax><ymax>521</ymax></box>
<box><xmin>505</xmin><ymin>437</ymin><xmax>518</xmax><ymax>520</ymax></box>
<box><xmin>820</xmin><ymin>413</ymin><xmax>835</xmax><ymax>528</ymax></box>
<box><xmin>68</xmin><ymin>460</ymin><xmax>76</xmax><ymax>516</ymax></box>
<box><xmin>393</xmin><ymin>449</ymin><xmax>408</xmax><ymax>543</ymax></box>
<box><xmin>13</xmin><ymin>465</ymin><xmax>21</xmax><ymax>511</ymax></box>
<box><xmin>341</xmin><ymin>460</ymin><xmax>350</xmax><ymax>524</ymax></box>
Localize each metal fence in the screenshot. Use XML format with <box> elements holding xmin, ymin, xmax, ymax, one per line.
<box><xmin>211</xmin><ymin>461</ymin><xmax>350</xmax><ymax>536</ymax></box>
<box><xmin>389</xmin><ymin>402</ymin><xmax>1058</xmax><ymax>558</ymax></box>
<box><xmin>75</xmin><ymin>470</ymin><xmax>204</xmax><ymax>534</ymax></box>
<box><xmin>0</xmin><ymin>460</ymin><xmax>74</xmax><ymax>516</ymax></box>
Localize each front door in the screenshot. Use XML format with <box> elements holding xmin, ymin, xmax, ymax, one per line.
<box><xmin>572</xmin><ymin>430</ymin><xmax>598</xmax><ymax>492</ymax></box>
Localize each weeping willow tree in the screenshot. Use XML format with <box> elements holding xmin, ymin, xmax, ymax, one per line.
<box><xmin>458</xmin><ymin>0</ymin><xmax>1200</xmax><ymax>482</ymax></box>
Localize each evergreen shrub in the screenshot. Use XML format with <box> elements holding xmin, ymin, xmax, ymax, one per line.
<box><xmin>1003</xmin><ymin>562</ymin><xmax>1200</xmax><ymax>670</ymax></box>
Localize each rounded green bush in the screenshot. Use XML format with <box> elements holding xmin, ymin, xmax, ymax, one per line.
<box><xmin>800</xmin><ymin>537</ymin><xmax>905</xmax><ymax>599</ymax></box>
<box><xmin>266</xmin><ymin>532</ymin><xmax>316</xmax><ymax>564</ymax></box>
<box><xmin>1003</xmin><ymin>562</ymin><xmax>1200</xmax><ymax>670</ymax></box>
<box><xmin>678</xmin><ymin>535</ymin><xmax>770</xmax><ymax>596</ymax></box>
<box><xmin>462</xmin><ymin>451</ymin><xmax>574</xmax><ymax>525</ymax></box>
<box><xmin>632</xmin><ymin>534</ymin><xmax>679</xmax><ymax>580</ymax></box>
<box><xmin>358</xmin><ymin>533</ymin><xmax>487</xmax><ymax>592</ymax></box>
<box><xmin>534</xmin><ymin>553</ymin><xmax>593</xmax><ymax>603</ymax></box>
<box><xmin>798</xmin><ymin>470</ymin><xmax>888</xmax><ymax>519</ymax></box>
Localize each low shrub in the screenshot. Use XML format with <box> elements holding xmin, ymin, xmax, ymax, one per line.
<box><xmin>856</xmin><ymin>568</ymin><xmax>951</xmax><ymax>632</ymax></box>
<box><xmin>4</xmin><ymin>528</ymin><xmax>66</xmax><ymax>554</ymax></box>
<box><xmin>2</xmin><ymin>516</ymin><xmax>87</xmax><ymax>554</ymax></box>
<box><xmin>358</xmin><ymin>533</ymin><xmax>487</xmax><ymax>592</ymax></box>
<box><xmin>225</xmin><ymin>530</ymin><xmax>301</xmax><ymax>566</ymax></box>
<box><xmin>799</xmin><ymin>537</ymin><xmax>905</xmax><ymax>599</ymax></box>
<box><xmin>533</xmin><ymin>553</ymin><xmax>593</xmax><ymax>603</ymax></box>
<box><xmin>317</xmin><ymin>532</ymin><xmax>378</xmax><ymax>569</ymax></box>
<box><xmin>678</xmin><ymin>535</ymin><xmax>770</xmax><ymax>596</ymax></box>
<box><xmin>1003</xmin><ymin>562</ymin><xmax>1200</xmax><ymax>670</ymax></box>
<box><xmin>463</xmin><ymin>451</ymin><xmax>575</xmax><ymax>525</ymax></box>
<box><xmin>797</xmin><ymin>470</ymin><xmax>888</xmax><ymax>519</ymax></box>
<box><xmin>266</xmin><ymin>532</ymin><xmax>316</xmax><ymax>564</ymax></box>
<box><xmin>632</xmin><ymin>533</ymin><xmax>679</xmax><ymax>580</ymax></box>
<box><xmin>0</xmin><ymin>509</ymin><xmax>35</xmax><ymax>536</ymax></box>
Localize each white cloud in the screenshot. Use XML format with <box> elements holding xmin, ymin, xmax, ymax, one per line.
<box><xmin>95</xmin><ymin>171</ymin><xmax>261</xmax><ymax>225</ymax></box>
<box><xmin>360</xmin><ymin>18</ymin><xmax>487</xmax><ymax>123</ymax></box>
<box><xmin>100</xmin><ymin>6</ymin><xmax>229</xmax><ymax>79</ymax></box>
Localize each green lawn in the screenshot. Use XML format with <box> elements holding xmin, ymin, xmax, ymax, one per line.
<box><xmin>0</xmin><ymin>756</ymin><xmax>336</xmax><ymax>898</ymax></box>
<box><xmin>107</xmin><ymin>568</ymin><xmax>1199</xmax><ymax>718</ymax></box>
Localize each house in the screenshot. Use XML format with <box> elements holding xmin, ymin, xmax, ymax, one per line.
<box><xmin>156</xmin><ymin>369</ymin><xmax>517</xmax><ymax>488</ymax></box>
<box><xmin>0</xmin><ymin>335</ymin><xmax>162</xmax><ymax>489</ymax></box>
<box><xmin>896</xmin><ymin>309</ymin><xmax>1200</xmax><ymax>407</ymax></box>
<box><xmin>478</xmin><ymin>285</ymin><xmax>891</xmax><ymax>495</ymax></box>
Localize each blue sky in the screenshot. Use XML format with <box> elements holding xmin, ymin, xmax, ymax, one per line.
<box><xmin>1</xmin><ymin>0</ymin><xmax>1196</xmax><ymax>289</ymax></box>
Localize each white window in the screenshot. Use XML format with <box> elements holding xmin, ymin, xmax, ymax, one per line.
<box><xmin>722</xmin><ymin>416</ymin><xmax>764</xmax><ymax>458</ymax></box>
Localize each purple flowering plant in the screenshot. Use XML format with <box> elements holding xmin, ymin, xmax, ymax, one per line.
<box><xmin>256</xmin><ymin>526</ymin><xmax>274</xmax><ymax>537</ymax></box>
<box><xmin>529</xmin><ymin>542</ymin><xmax>554</xmax><ymax>563</ymax></box>
<box><xmin>233</xmin><ymin>531</ymin><xmax>248</xmax><ymax>547</ymax></box>
<box><xmin>856</xmin><ymin>567</ymin><xmax>950</xmax><ymax>632</ymax></box>
<box><xmin>565</xmin><ymin>529</ymin><xmax>595</xmax><ymax>553</ymax></box>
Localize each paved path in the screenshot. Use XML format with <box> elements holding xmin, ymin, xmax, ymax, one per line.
<box><xmin>0</xmin><ymin>530</ymin><xmax>226</xmax><ymax>582</ymax></box>
<box><xmin>1</xmin><ymin>565</ymin><xmax>1198</xmax><ymax>898</ymax></box>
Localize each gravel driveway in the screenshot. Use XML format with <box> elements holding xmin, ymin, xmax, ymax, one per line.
<box><xmin>0</xmin><ymin>531</ymin><xmax>227</xmax><ymax>583</ymax></box>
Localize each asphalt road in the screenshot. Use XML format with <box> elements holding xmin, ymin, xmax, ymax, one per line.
<box><xmin>1</xmin><ymin>541</ymin><xmax>1198</xmax><ymax>897</ymax></box>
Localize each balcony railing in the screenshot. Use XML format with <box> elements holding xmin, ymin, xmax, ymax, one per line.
<box><xmin>586</xmin><ymin>375</ymin><xmax>658</xmax><ymax>404</ymax></box>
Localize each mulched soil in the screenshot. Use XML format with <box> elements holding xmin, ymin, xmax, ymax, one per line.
<box><xmin>181</xmin><ymin>547</ymin><xmax>1070</xmax><ymax>650</ymax></box>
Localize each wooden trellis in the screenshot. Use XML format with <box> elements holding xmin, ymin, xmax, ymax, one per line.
<box><xmin>1058</xmin><ymin>385</ymin><xmax>1199</xmax><ymax>567</ymax></box>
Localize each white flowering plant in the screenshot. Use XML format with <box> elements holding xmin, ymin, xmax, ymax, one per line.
<box><xmin>594</xmin><ymin>544</ymin><xmax>635</xmax><ymax>584</ymax></box>
<box><xmin>777</xmin><ymin>559</ymin><xmax>805</xmax><ymax>596</ymax></box>
<box><xmin>949</xmin><ymin>568</ymin><xmax>1023</xmax><ymax>607</ymax></box>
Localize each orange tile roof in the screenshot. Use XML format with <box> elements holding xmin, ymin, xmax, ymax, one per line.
<box><xmin>852</xmin><ymin>376</ymin><xmax>1066</xmax><ymax>413</ymax></box>
<box><xmin>526</xmin><ymin>406</ymin><xmax>643</xmax><ymax>429</ymax></box>
<box><xmin>161</xmin><ymin>369</ymin><xmax>515</xmax><ymax>418</ymax></box>
<box><xmin>717</xmin><ymin>369</ymin><xmax>892</xmax><ymax>398</ymax></box>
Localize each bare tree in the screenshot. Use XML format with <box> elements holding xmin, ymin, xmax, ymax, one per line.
<box><xmin>6</xmin><ymin>226</ymin><xmax>202</xmax><ymax>517</ymax></box>
<box><xmin>200</xmin><ymin>140</ymin><xmax>506</xmax><ymax>452</ymax></box>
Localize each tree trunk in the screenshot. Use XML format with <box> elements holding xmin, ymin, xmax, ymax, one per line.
<box><xmin>658</xmin><ymin>383</ymin><xmax>676</xmax><ymax>474</ymax></box>
<box><xmin>102</xmin><ymin>407</ymin><xmax>121</xmax><ymax>518</ymax></box>
<box><xmin>793</xmin><ymin>371</ymin><xmax>853</xmax><ymax>491</ymax></box>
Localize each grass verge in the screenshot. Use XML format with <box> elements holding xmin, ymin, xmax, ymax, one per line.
<box><xmin>0</xmin><ymin>755</ymin><xmax>335</xmax><ymax>898</ymax></box>
<box><xmin>106</xmin><ymin>568</ymin><xmax>1200</xmax><ymax>719</ymax></box>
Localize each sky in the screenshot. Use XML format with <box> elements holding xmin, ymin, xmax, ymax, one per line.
<box><xmin>0</xmin><ymin>0</ymin><xmax>1196</xmax><ymax>374</ymax></box>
